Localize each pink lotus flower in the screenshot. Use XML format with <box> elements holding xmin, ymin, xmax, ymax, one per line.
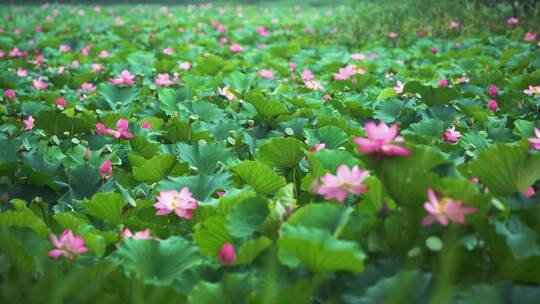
<box><xmin>487</xmin><ymin>99</ymin><xmax>498</xmax><ymax>112</ymax></box>
<box><xmin>524</xmin><ymin>32</ymin><xmax>538</xmax><ymax>41</ymax></box>
<box><xmin>218</xmin><ymin>86</ymin><xmax>237</xmax><ymax>101</ymax></box>
<box><xmin>4</xmin><ymin>89</ymin><xmax>15</xmax><ymax>100</ymax></box>
<box><xmin>256</xmin><ymin>26</ymin><xmax>270</xmax><ymax>37</ymax></box>
<box><xmin>430</xmin><ymin>47</ymin><xmax>438</xmax><ymax>54</ymax></box>
<box><xmin>211</xmin><ymin>21</ymin><xmax>226</xmax><ymax>33</ymax></box>
<box><xmin>523</xmin><ymin>85</ymin><xmax>540</xmax><ymax>96</ymax></box>
<box><xmin>10</xmin><ymin>48</ymin><xmax>25</xmax><ymax>58</ymax></box>
<box><xmin>111</xmin><ymin>70</ymin><xmax>135</xmax><ymax>86</ymax></box>
<box><xmin>56</xmin><ymin>97</ymin><xmax>67</xmax><ymax>108</ymax></box>
<box><xmin>444</xmin><ymin>126</ymin><xmax>461</xmax><ymax>143</ymax></box>
<box><xmin>34</xmin><ymin>54</ymin><xmax>45</xmax><ymax>64</ymax></box>
<box><xmin>140</xmin><ymin>121</ymin><xmax>152</xmax><ymax>129</ymax></box>
<box><xmin>323</xmin><ymin>93</ymin><xmax>332</xmax><ymax>101</ymax></box>
<box><xmin>179</xmin><ymin>61</ymin><xmax>192</xmax><ymax>70</ymax></box>
<box><xmin>59</xmin><ymin>44</ymin><xmax>71</xmax><ymax>52</ymax></box>
<box><xmin>457</xmin><ymin>75</ymin><xmax>470</xmax><ymax>84</ymax></box>
<box><xmin>333</xmin><ymin>65</ymin><xmax>356</xmax><ymax>80</ymax></box>
<box><xmin>487</xmin><ymin>85</ymin><xmax>498</xmax><ymax>97</ymax></box>
<box><xmin>417</xmin><ymin>31</ymin><xmax>426</xmax><ymax>38</ymax></box>
<box><xmin>155</xmin><ymin>73</ymin><xmax>174</xmax><ymax>87</ymax></box>
<box><xmin>353</xmin><ymin>121</ymin><xmax>410</xmax><ymax>157</ymax></box>
<box><xmin>23</xmin><ymin>116</ymin><xmax>34</xmax><ymax>131</ymax></box>
<box><xmin>115</xmin><ymin>17</ymin><xmax>124</xmax><ymax>26</ymax></box>
<box><xmin>288</xmin><ymin>61</ymin><xmax>297</xmax><ymax>71</ymax></box>
<box><xmin>122</xmin><ymin>228</ymin><xmax>153</xmax><ymax>240</ymax></box>
<box><xmin>528</xmin><ymin>128</ymin><xmax>540</xmax><ymax>150</ymax></box>
<box><xmin>99</xmin><ymin>160</ymin><xmax>112</xmax><ymax>179</ymax></box>
<box><xmin>421</xmin><ymin>188</ymin><xmax>477</xmax><ymax>226</ymax></box>
<box><xmin>92</xmin><ymin>63</ymin><xmax>103</xmax><ymax>73</ymax></box>
<box><xmin>350</xmin><ymin>53</ymin><xmax>366</xmax><ymax>60</ymax></box>
<box><xmin>33</xmin><ymin>77</ymin><xmax>49</xmax><ymax>90</ymax></box>
<box><xmin>305</xmin><ymin>80</ymin><xmax>324</xmax><ymax>90</ymax></box>
<box><xmin>48</xmin><ymin>230</ymin><xmax>88</xmax><ymax>260</ymax></box>
<box><xmin>153</xmin><ymin>187</ymin><xmax>198</xmax><ymax>219</ymax></box>
<box><xmin>0</xmin><ymin>50</ymin><xmax>4</xmax><ymax>59</ymax></box>
<box><xmin>230</xmin><ymin>43</ymin><xmax>244</xmax><ymax>53</ymax></box>
<box><xmin>507</xmin><ymin>17</ymin><xmax>519</xmax><ymax>25</ymax></box>
<box><xmin>80</xmin><ymin>44</ymin><xmax>91</xmax><ymax>56</ymax></box>
<box><xmin>524</xmin><ymin>186</ymin><xmax>536</xmax><ymax>198</ymax></box>
<box><xmin>439</xmin><ymin>79</ymin><xmax>448</xmax><ymax>88</ymax></box>
<box><xmin>96</xmin><ymin>119</ymin><xmax>133</xmax><ymax>139</ymax></box>
<box><xmin>96</xmin><ymin>122</ymin><xmax>112</xmax><ymax>135</ymax></box>
<box><xmin>48</xmin><ymin>67</ymin><xmax>58</xmax><ymax>74</ymax></box>
<box><xmin>393</xmin><ymin>80</ymin><xmax>404</xmax><ymax>94</ymax></box>
<box><xmin>310</xmin><ymin>143</ymin><xmax>326</xmax><ymax>153</ymax></box>
<box><xmin>300</xmin><ymin>69</ymin><xmax>314</xmax><ymax>81</ymax></box>
<box><xmin>16</xmin><ymin>68</ymin><xmax>28</xmax><ymax>77</ymax></box>
<box><xmin>81</xmin><ymin>82</ymin><xmax>95</xmax><ymax>92</ymax></box>
<box><xmin>259</xmin><ymin>69</ymin><xmax>275</xmax><ymax>80</ymax></box>
<box><xmin>113</xmin><ymin>118</ymin><xmax>133</xmax><ymax>139</ymax></box>
<box><xmin>84</xmin><ymin>147</ymin><xmax>91</xmax><ymax>161</ymax></box>
<box><xmin>449</xmin><ymin>21</ymin><xmax>460</xmax><ymax>29</ymax></box>
<box><xmin>218</xmin><ymin>243</ymin><xmax>236</xmax><ymax>265</ymax></box>
<box><xmin>388</xmin><ymin>32</ymin><xmax>398</xmax><ymax>39</ymax></box>
<box><xmin>163</xmin><ymin>47</ymin><xmax>174</xmax><ymax>55</ymax></box>
<box><xmin>99</xmin><ymin>50</ymin><xmax>110</xmax><ymax>58</ymax></box>
<box><xmin>316</xmin><ymin>164</ymin><xmax>370</xmax><ymax>202</ymax></box>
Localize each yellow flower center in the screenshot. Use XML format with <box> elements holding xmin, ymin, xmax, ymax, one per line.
<box><xmin>438</xmin><ymin>198</ymin><xmax>452</xmax><ymax>213</ymax></box>
<box><xmin>339</xmin><ymin>181</ymin><xmax>351</xmax><ymax>190</ymax></box>
<box><xmin>171</xmin><ymin>195</ymin><xmax>182</xmax><ymax>208</ymax></box>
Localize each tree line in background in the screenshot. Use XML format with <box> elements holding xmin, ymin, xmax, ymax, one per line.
<box><xmin>476</xmin><ymin>0</ymin><xmax>537</xmax><ymax>16</ymax></box>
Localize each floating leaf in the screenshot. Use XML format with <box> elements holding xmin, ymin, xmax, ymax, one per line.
<box><xmin>233</xmin><ymin>237</ymin><xmax>272</xmax><ymax>265</ymax></box>
<box><xmin>469</xmin><ymin>143</ymin><xmax>540</xmax><ymax>195</ymax></box>
<box><xmin>158</xmin><ymin>87</ymin><xmax>192</xmax><ymax>115</ymax></box>
<box><xmin>304</xmin><ymin>125</ymin><xmax>348</xmax><ymax>149</ymax></box>
<box><xmin>373</xmin><ymin>145</ymin><xmax>448</xmax><ymax>206</ymax></box>
<box><xmin>377</xmin><ymin>88</ymin><xmax>398</xmax><ymax>100</ymax></box>
<box><xmin>157</xmin><ymin>172</ymin><xmax>231</xmax><ymax>202</ymax></box>
<box><xmin>177</xmin><ymin>143</ymin><xmax>236</xmax><ymax>175</ymax></box>
<box><xmin>132</xmin><ymin>154</ymin><xmax>177</xmax><ymax>183</ymax></box>
<box><xmin>257</xmin><ymin>137</ymin><xmax>305</xmax><ymax>168</ymax></box>
<box><xmin>278</xmin><ymin>225</ymin><xmax>366</xmax><ymax>273</ymax></box>
<box><xmin>97</xmin><ymin>83</ymin><xmax>139</xmax><ymax>110</ymax></box>
<box><xmin>188</xmin><ymin>274</ymin><xmax>254</xmax><ymax>304</ymax></box>
<box><xmin>227</xmin><ymin>195</ymin><xmax>269</xmax><ymax>239</ymax></box>
<box><xmin>246</xmin><ymin>91</ymin><xmax>289</xmax><ymax>119</ymax></box>
<box><xmin>117</xmin><ymin>237</ymin><xmax>203</xmax><ymax>285</ymax></box>
<box><xmin>193</xmin><ymin>216</ymin><xmax>233</xmax><ymax>257</ymax></box>
<box><xmin>83</xmin><ymin>192</ymin><xmax>125</xmax><ymax>225</ymax></box>
<box><xmin>130</xmin><ymin>135</ymin><xmax>160</xmax><ymax>159</ymax></box>
<box><xmin>232</xmin><ymin>161</ymin><xmax>286</xmax><ymax>195</ymax></box>
<box><xmin>285</xmin><ymin>203</ymin><xmax>343</xmax><ymax>232</ymax></box>
<box><xmin>404</xmin><ymin>81</ymin><xmax>459</xmax><ymax>105</ymax></box>
<box><xmin>0</xmin><ymin>209</ymin><xmax>48</xmax><ymax>236</ymax></box>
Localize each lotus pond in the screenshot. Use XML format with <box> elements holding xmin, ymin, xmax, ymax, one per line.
<box><xmin>1</xmin><ymin>2</ymin><xmax>540</xmax><ymax>303</ymax></box>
